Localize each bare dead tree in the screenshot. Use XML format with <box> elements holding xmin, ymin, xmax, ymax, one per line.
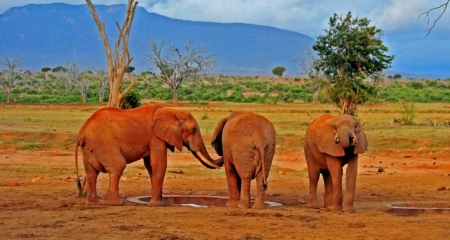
<box><xmin>60</xmin><ymin>67</ymin><xmax>73</xmax><ymax>92</ymax></box>
<box><xmin>294</xmin><ymin>47</ymin><xmax>324</xmax><ymax>104</ymax></box>
<box><xmin>418</xmin><ymin>1</ymin><xmax>450</xmax><ymax>35</ymax></box>
<box><xmin>0</xmin><ymin>56</ymin><xmax>21</xmax><ymax>104</ymax></box>
<box><xmin>85</xmin><ymin>0</ymin><xmax>138</xmax><ymax>107</ymax></box>
<box><xmin>65</xmin><ymin>60</ymin><xmax>91</xmax><ymax>105</ymax></box>
<box><xmin>64</xmin><ymin>60</ymin><xmax>78</xmax><ymax>93</ymax></box>
<box><xmin>97</xmin><ymin>71</ymin><xmax>108</xmax><ymax>102</ymax></box>
<box><xmin>146</xmin><ymin>39</ymin><xmax>216</xmax><ymax>104</ymax></box>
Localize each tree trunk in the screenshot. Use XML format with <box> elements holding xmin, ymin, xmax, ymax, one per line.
<box><xmin>339</xmin><ymin>98</ymin><xmax>357</xmax><ymax>116</ymax></box>
<box><xmin>82</xmin><ymin>95</ymin><xmax>87</xmax><ymax>105</ymax></box>
<box><xmin>108</xmin><ymin>71</ymin><xmax>123</xmax><ymax>107</ymax></box>
<box><xmin>86</xmin><ymin>0</ymin><xmax>138</xmax><ymax>108</ymax></box>
<box><xmin>172</xmin><ymin>88</ymin><xmax>179</xmax><ymax>105</ymax></box>
<box><xmin>312</xmin><ymin>86</ymin><xmax>320</xmax><ymax>104</ymax></box>
<box><xmin>6</xmin><ymin>92</ymin><xmax>10</xmax><ymax>104</ymax></box>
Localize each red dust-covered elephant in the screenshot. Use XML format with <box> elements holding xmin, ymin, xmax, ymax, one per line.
<box><xmin>211</xmin><ymin>111</ymin><xmax>276</xmax><ymax>209</ymax></box>
<box><xmin>304</xmin><ymin>114</ymin><xmax>367</xmax><ymax>212</ymax></box>
<box><xmin>74</xmin><ymin>104</ymin><xmax>223</xmax><ymax>206</ymax></box>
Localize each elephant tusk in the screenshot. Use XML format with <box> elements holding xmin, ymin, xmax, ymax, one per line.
<box><xmin>353</xmin><ymin>136</ymin><xmax>358</xmax><ymax>144</ymax></box>
<box><xmin>195</xmin><ymin>151</ymin><xmax>221</xmax><ymax>169</ymax></box>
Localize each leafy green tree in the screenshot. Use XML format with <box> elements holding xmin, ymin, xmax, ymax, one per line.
<box><xmin>393</xmin><ymin>74</ymin><xmax>402</xmax><ymax>79</ymax></box>
<box><xmin>313</xmin><ymin>12</ymin><xmax>394</xmax><ymax>115</ymax></box>
<box><xmin>52</xmin><ymin>66</ymin><xmax>67</xmax><ymax>72</ymax></box>
<box><xmin>272</xmin><ymin>66</ymin><xmax>286</xmax><ymax>78</ymax></box>
<box><xmin>41</xmin><ymin>67</ymin><xmax>52</xmax><ymax>72</ymax></box>
<box><xmin>126</xmin><ymin>66</ymin><xmax>135</xmax><ymax>73</ymax></box>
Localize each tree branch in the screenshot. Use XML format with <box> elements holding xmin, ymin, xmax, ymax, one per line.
<box><xmin>418</xmin><ymin>1</ymin><xmax>449</xmax><ymax>36</ymax></box>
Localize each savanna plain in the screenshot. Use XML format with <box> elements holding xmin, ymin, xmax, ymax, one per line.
<box><xmin>1</xmin><ymin>102</ymin><xmax>450</xmax><ymax>239</ymax></box>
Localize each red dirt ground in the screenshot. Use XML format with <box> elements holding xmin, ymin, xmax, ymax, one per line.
<box><xmin>1</xmin><ymin>144</ymin><xmax>450</xmax><ymax>239</ymax></box>
<box><xmin>1</xmin><ymin>102</ymin><xmax>450</xmax><ymax>239</ymax></box>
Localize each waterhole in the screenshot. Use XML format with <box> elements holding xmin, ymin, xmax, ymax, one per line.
<box><xmin>387</xmin><ymin>202</ymin><xmax>450</xmax><ymax>216</ymax></box>
<box><xmin>127</xmin><ymin>195</ymin><xmax>283</xmax><ymax>208</ymax></box>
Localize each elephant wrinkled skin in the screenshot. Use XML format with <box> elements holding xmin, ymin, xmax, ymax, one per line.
<box><xmin>304</xmin><ymin>114</ymin><xmax>367</xmax><ymax>212</ymax></box>
<box><xmin>211</xmin><ymin>111</ymin><xmax>276</xmax><ymax>209</ymax></box>
<box><xmin>74</xmin><ymin>104</ymin><xmax>223</xmax><ymax>206</ymax></box>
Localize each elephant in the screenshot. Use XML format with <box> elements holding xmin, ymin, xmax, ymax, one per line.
<box><xmin>303</xmin><ymin>113</ymin><xmax>367</xmax><ymax>212</ymax></box>
<box><xmin>74</xmin><ymin>104</ymin><xmax>223</xmax><ymax>206</ymax></box>
<box><xmin>211</xmin><ymin>111</ymin><xmax>276</xmax><ymax>209</ymax></box>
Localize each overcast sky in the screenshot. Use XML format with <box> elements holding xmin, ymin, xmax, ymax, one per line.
<box><xmin>2</xmin><ymin>0</ymin><xmax>450</xmax><ymax>76</ymax></box>
<box><xmin>2</xmin><ymin>0</ymin><xmax>449</xmax><ymax>37</ymax></box>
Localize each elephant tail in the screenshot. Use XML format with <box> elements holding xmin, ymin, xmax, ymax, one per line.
<box><xmin>74</xmin><ymin>136</ymin><xmax>85</xmax><ymax>197</ymax></box>
<box><xmin>258</xmin><ymin>146</ymin><xmax>268</xmax><ymax>190</ymax></box>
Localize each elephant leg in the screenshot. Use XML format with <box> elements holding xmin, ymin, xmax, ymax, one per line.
<box><xmin>147</xmin><ymin>146</ymin><xmax>168</xmax><ymax>207</ymax></box>
<box><xmin>306</xmin><ymin>163</ymin><xmax>320</xmax><ymax>209</ymax></box>
<box><xmin>225</xmin><ymin>159</ymin><xmax>240</xmax><ymax>208</ymax></box>
<box><xmin>252</xmin><ymin>171</ymin><xmax>266</xmax><ymax>209</ymax></box>
<box><xmin>321</xmin><ymin>170</ymin><xmax>333</xmax><ymax>208</ymax></box>
<box><xmin>343</xmin><ymin>156</ymin><xmax>358</xmax><ymax>213</ymax></box>
<box><xmin>237</xmin><ymin>177</ymin><xmax>251</xmax><ymax>209</ymax></box>
<box><xmin>325</xmin><ymin>156</ymin><xmax>343</xmax><ymax>211</ymax></box>
<box><xmin>83</xmin><ymin>161</ymin><xmax>100</xmax><ymax>205</ymax></box>
<box><xmin>105</xmin><ymin>159</ymin><xmax>127</xmax><ymax>206</ymax></box>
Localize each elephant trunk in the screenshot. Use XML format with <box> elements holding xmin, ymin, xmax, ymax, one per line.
<box><xmin>336</xmin><ymin>126</ymin><xmax>356</xmax><ymax>149</ymax></box>
<box><xmin>191</xmin><ymin>143</ymin><xmax>224</xmax><ymax>169</ymax></box>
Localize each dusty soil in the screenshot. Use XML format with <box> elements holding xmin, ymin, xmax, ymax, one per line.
<box><xmin>1</xmin><ymin>144</ymin><xmax>450</xmax><ymax>240</ymax></box>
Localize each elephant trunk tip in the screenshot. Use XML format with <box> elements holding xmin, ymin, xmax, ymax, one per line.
<box><xmin>348</xmin><ymin>136</ymin><xmax>357</xmax><ymax>146</ymax></box>
<box><xmin>193</xmin><ymin>150</ymin><xmax>222</xmax><ymax>169</ymax></box>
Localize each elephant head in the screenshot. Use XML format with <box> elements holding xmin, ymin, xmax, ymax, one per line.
<box><xmin>152</xmin><ymin>108</ymin><xmax>224</xmax><ymax>169</ymax></box>
<box><xmin>317</xmin><ymin>114</ymin><xmax>367</xmax><ymax>157</ymax></box>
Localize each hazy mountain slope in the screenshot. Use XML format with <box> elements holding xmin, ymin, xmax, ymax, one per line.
<box><xmin>0</xmin><ymin>3</ymin><xmax>314</xmax><ymax>75</ymax></box>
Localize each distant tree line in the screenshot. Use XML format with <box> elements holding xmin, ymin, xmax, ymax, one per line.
<box><xmin>1</xmin><ymin>69</ymin><xmax>450</xmax><ymax>106</ymax></box>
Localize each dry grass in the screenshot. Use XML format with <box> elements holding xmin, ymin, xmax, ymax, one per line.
<box><xmin>0</xmin><ymin>102</ymin><xmax>449</xmax><ymax>154</ymax></box>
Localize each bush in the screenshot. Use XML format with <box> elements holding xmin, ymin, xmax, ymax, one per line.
<box><xmin>409</xmin><ymin>81</ymin><xmax>424</xmax><ymax>90</ymax></box>
<box><xmin>120</xmin><ymin>90</ymin><xmax>141</xmax><ymax>109</ymax></box>
<box><xmin>398</xmin><ymin>101</ymin><xmax>416</xmax><ymax>125</ymax></box>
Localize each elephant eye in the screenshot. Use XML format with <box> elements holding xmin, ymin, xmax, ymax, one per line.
<box><xmin>192</xmin><ymin>127</ymin><xmax>196</xmax><ymax>134</ymax></box>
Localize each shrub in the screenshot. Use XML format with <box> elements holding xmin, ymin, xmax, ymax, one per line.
<box><xmin>120</xmin><ymin>90</ymin><xmax>141</xmax><ymax>109</ymax></box>
<box><xmin>399</xmin><ymin>101</ymin><xmax>416</xmax><ymax>125</ymax></box>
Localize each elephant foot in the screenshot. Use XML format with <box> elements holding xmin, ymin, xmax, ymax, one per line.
<box><xmin>343</xmin><ymin>206</ymin><xmax>355</xmax><ymax>213</ymax></box>
<box><xmin>327</xmin><ymin>205</ymin><xmax>343</xmax><ymax>212</ymax></box>
<box><xmin>106</xmin><ymin>197</ymin><xmax>125</xmax><ymax>206</ymax></box>
<box><xmin>237</xmin><ymin>201</ymin><xmax>251</xmax><ymax>209</ymax></box>
<box><xmin>226</xmin><ymin>200</ymin><xmax>238</xmax><ymax>208</ymax></box>
<box><xmin>85</xmin><ymin>197</ymin><xmax>100</xmax><ymax>205</ymax></box>
<box><xmin>148</xmin><ymin>199</ymin><xmax>168</xmax><ymax>207</ymax></box>
<box><xmin>252</xmin><ymin>201</ymin><xmax>267</xmax><ymax>209</ymax></box>
<box><xmin>306</xmin><ymin>202</ymin><xmax>319</xmax><ymax>209</ymax></box>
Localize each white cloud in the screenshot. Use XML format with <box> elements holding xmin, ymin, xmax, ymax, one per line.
<box><xmin>2</xmin><ymin>0</ymin><xmax>449</xmax><ymax>44</ymax></box>
<box><xmin>2</xmin><ymin>0</ymin><xmax>449</xmax><ymax>37</ymax></box>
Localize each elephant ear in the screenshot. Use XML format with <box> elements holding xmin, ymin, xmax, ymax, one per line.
<box><xmin>211</xmin><ymin>117</ymin><xmax>228</xmax><ymax>156</ymax></box>
<box><xmin>153</xmin><ymin>108</ymin><xmax>183</xmax><ymax>151</ymax></box>
<box><xmin>354</xmin><ymin>125</ymin><xmax>368</xmax><ymax>154</ymax></box>
<box><xmin>317</xmin><ymin>117</ymin><xmax>345</xmax><ymax>157</ymax></box>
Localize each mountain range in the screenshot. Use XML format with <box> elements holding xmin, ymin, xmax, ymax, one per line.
<box><xmin>0</xmin><ymin>3</ymin><xmax>314</xmax><ymax>76</ymax></box>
